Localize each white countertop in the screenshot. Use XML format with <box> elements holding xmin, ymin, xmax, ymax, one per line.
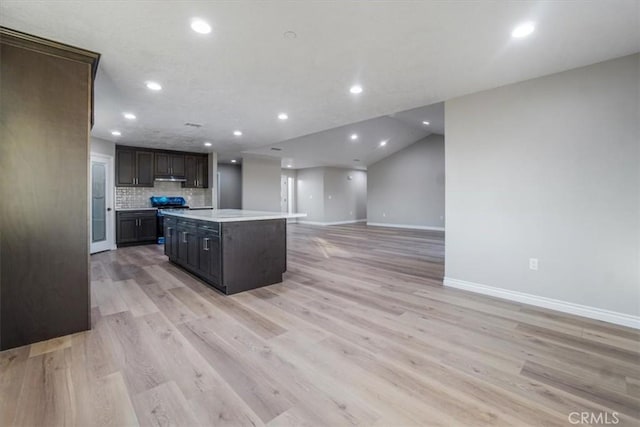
<box><xmin>160</xmin><ymin>209</ymin><xmax>307</xmax><ymax>223</ymax></box>
<box><xmin>116</xmin><ymin>206</ymin><xmax>213</xmax><ymax>212</ymax></box>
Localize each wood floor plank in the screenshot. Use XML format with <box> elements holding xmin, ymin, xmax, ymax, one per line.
<box><xmin>521</xmin><ymin>360</ymin><xmax>640</xmax><ymax>419</ymax></box>
<box><xmin>177</xmin><ymin>319</ymin><xmax>296</xmax><ymax>423</ymax></box>
<box><xmin>0</xmin><ymin>346</ymin><xmax>30</xmax><ymax>426</ymax></box>
<box><xmin>132</xmin><ymin>381</ymin><xmax>199</xmax><ymax>427</ymax></box>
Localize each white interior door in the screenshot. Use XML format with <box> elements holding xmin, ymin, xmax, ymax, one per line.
<box><xmin>90</xmin><ymin>154</ymin><xmax>115</xmax><ymax>253</ymax></box>
<box><xmin>287</xmin><ymin>177</ymin><xmax>294</xmax><ymax>214</ymax></box>
<box><xmin>281</xmin><ymin>175</ymin><xmax>288</xmax><ymax>212</ymax></box>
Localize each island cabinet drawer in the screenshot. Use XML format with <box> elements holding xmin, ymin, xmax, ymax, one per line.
<box><xmin>177</xmin><ymin>219</ymin><xmax>198</xmax><ymax>228</ymax></box>
<box><xmin>197</xmin><ymin>222</ymin><xmax>219</xmax><ymax>235</ymax></box>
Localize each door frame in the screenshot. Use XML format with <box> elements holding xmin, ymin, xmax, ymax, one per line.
<box><xmin>90</xmin><ymin>153</ymin><xmax>115</xmax><ymax>253</ymax></box>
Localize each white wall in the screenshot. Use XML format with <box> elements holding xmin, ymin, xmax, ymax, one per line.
<box><xmin>218</xmin><ymin>163</ymin><xmax>242</xmax><ymax>209</ymax></box>
<box><xmin>208</xmin><ymin>152</ymin><xmax>218</xmax><ymax>208</ymax></box>
<box><xmin>445</xmin><ymin>53</ymin><xmax>640</xmax><ymax>323</ymax></box>
<box><xmin>296</xmin><ymin>167</ymin><xmax>367</xmax><ymax>224</ymax></box>
<box><xmin>90</xmin><ymin>136</ymin><xmax>115</xmax><ymax>158</ymax></box>
<box><xmin>367</xmin><ymin>134</ymin><xmax>445</xmax><ymax>230</ymax></box>
<box><xmin>324</xmin><ymin>168</ymin><xmax>367</xmax><ymax>223</ymax></box>
<box><xmin>242</xmin><ymin>155</ymin><xmax>281</xmax><ymax>211</ymax></box>
<box><xmin>296</xmin><ymin>167</ymin><xmax>325</xmax><ymax>222</ymax></box>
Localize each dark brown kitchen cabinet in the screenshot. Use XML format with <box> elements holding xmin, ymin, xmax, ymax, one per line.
<box><xmin>1</xmin><ymin>28</ymin><xmax>99</xmax><ymax>350</ymax></box>
<box><xmin>184</xmin><ymin>155</ymin><xmax>208</xmax><ymax>188</ymax></box>
<box><xmin>182</xmin><ymin>156</ymin><xmax>209</xmax><ymax>188</ymax></box>
<box><xmin>198</xmin><ymin>226</ymin><xmax>221</xmax><ymax>285</ymax></box>
<box><xmin>155</xmin><ymin>152</ymin><xmax>185</xmax><ymax>178</ymax></box>
<box><xmin>164</xmin><ymin>216</ymin><xmax>178</xmax><ymax>259</ymax></box>
<box><xmin>116</xmin><ymin>210</ymin><xmax>157</xmax><ymax>246</ymax></box>
<box><xmin>177</xmin><ymin>221</ymin><xmax>199</xmax><ymax>270</ymax></box>
<box><xmin>162</xmin><ymin>214</ymin><xmax>285</xmax><ymax>295</ymax></box>
<box><xmin>116</xmin><ymin>147</ymin><xmax>154</xmax><ymax>187</ymax></box>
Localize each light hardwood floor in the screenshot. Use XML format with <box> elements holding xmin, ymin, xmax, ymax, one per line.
<box><xmin>1</xmin><ymin>223</ymin><xmax>639</xmax><ymax>426</ymax></box>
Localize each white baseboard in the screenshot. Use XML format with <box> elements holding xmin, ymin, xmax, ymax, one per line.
<box><xmin>367</xmin><ymin>222</ymin><xmax>445</xmax><ymax>232</ymax></box>
<box><xmin>443</xmin><ymin>277</ymin><xmax>640</xmax><ymax>329</ymax></box>
<box><xmin>298</xmin><ymin>219</ymin><xmax>367</xmax><ymax>226</ymax></box>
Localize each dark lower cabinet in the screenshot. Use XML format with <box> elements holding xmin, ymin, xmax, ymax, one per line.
<box><xmin>164</xmin><ymin>216</ymin><xmax>178</xmax><ymax>258</ymax></box>
<box><xmin>198</xmin><ymin>227</ymin><xmax>221</xmax><ymax>285</ymax></box>
<box><xmin>177</xmin><ymin>222</ymin><xmax>199</xmax><ymax>271</ymax></box>
<box><xmin>116</xmin><ymin>210</ymin><xmax>158</xmax><ymax>246</ymax></box>
<box><xmin>163</xmin><ymin>215</ymin><xmax>286</xmax><ymax>295</ymax></box>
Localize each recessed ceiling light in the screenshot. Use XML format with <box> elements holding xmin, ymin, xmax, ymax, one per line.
<box><xmin>379</xmin><ymin>140</ymin><xmax>387</xmax><ymax>147</ymax></box>
<box><xmin>422</xmin><ymin>121</ymin><xmax>430</xmax><ymax>125</ymax></box>
<box><xmin>278</xmin><ymin>113</ymin><xmax>288</xmax><ymax>120</ymax></box>
<box><xmin>233</xmin><ymin>130</ymin><xmax>242</xmax><ymax>136</ymax></box>
<box><xmin>204</xmin><ymin>142</ymin><xmax>212</xmax><ymax>147</ymax></box>
<box><xmin>350</xmin><ymin>133</ymin><xmax>358</xmax><ymax>140</ymax></box>
<box><xmin>231</xmin><ymin>159</ymin><xmax>237</xmax><ymax>163</ymax></box>
<box><xmin>191</xmin><ymin>19</ymin><xmax>212</xmax><ymax>34</ymax></box>
<box><xmin>287</xmin><ymin>165</ymin><xmax>292</xmax><ymax>168</ymax></box>
<box><xmin>145</xmin><ymin>81</ymin><xmax>162</xmax><ymax>91</ymax></box>
<box><xmin>123</xmin><ymin>112</ymin><xmax>136</xmax><ymax>120</ymax></box>
<box><xmin>511</xmin><ymin>22</ymin><xmax>535</xmax><ymax>38</ymax></box>
<box><xmin>349</xmin><ymin>85</ymin><xmax>363</xmax><ymax>94</ymax></box>
<box><xmin>111</xmin><ymin>130</ymin><xmax>121</xmax><ymax>136</ymax></box>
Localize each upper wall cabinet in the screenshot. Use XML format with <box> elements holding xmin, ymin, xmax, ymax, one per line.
<box><xmin>116</xmin><ymin>145</ymin><xmax>207</xmax><ymax>188</ymax></box>
<box><xmin>155</xmin><ymin>152</ymin><xmax>185</xmax><ymax>178</ymax></box>
<box><xmin>184</xmin><ymin>155</ymin><xmax>208</xmax><ymax>188</ymax></box>
<box><xmin>116</xmin><ymin>147</ymin><xmax>154</xmax><ymax>187</ymax></box>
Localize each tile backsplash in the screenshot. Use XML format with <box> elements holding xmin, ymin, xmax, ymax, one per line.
<box><xmin>115</xmin><ymin>181</ymin><xmax>213</xmax><ymax>209</ymax></box>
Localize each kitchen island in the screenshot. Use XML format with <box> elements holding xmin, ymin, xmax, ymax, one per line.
<box><xmin>161</xmin><ymin>209</ymin><xmax>306</xmax><ymax>294</ymax></box>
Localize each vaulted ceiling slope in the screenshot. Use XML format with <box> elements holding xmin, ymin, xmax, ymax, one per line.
<box><xmin>242</xmin><ymin>103</ymin><xmax>444</xmax><ymax>170</ymax></box>
<box><xmin>1</xmin><ymin>1</ymin><xmax>638</xmax><ymax>157</ymax></box>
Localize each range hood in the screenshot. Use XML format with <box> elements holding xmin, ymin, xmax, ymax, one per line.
<box><xmin>154</xmin><ymin>177</ymin><xmax>187</xmax><ymax>182</ymax></box>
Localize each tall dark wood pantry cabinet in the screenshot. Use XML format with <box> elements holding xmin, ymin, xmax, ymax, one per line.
<box><xmin>0</xmin><ymin>27</ymin><xmax>100</xmax><ymax>350</ymax></box>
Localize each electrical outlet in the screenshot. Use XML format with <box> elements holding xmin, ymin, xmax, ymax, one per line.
<box><xmin>382</xmin><ymin>212</ymin><xmax>386</xmax><ymax>217</ymax></box>
<box><xmin>529</xmin><ymin>258</ymin><xmax>539</xmax><ymax>271</ymax></box>
<box><xmin>350</xmin><ymin>211</ymin><xmax>353</xmax><ymax>215</ymax></box>
<box><xmin>328</xmin><ymin>195</ymin><xmax>332</xmax><ymax>199</ymax></box>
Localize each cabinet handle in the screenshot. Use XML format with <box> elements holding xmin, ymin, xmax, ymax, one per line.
<box><xmin>167</xmin><ymin>227</ymin><xmax>173</xmax><ymax>235</ymax></box>
<box><xmin>182</xmin><ymin>232</ymin><xmax>188</xmax><ymax>243</ymax></box>
<box><xmin>203</xmin><ymin>237</ymin><xmax>209</xmax><ymax>251</ymax></box>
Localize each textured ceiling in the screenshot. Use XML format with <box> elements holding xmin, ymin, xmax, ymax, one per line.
<box><xmin>1</xmin><ymin>1</ymin><xmax>638</xmax><ymax>166</ymax></box>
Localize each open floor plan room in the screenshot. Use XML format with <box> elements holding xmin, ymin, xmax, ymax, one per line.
<box><xmin>2</xmin><ymin>225</ymin><xmax>639</xmax><ymax>426</ymax></box>
<box><xmin>1</xmin><ymin>1</ymin><xmax>639</xmax><ymax>426</ymax></box>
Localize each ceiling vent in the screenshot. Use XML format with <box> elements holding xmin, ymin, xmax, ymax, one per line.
<box><xmin>184</xmin><ymin>122</ymin><xmax>203</xmax><ymax>128</ymax></box>
<box><xmin>270</xmin><ymin>147</ymin><xmax>282</xmax><ymax>151</ymax></box>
